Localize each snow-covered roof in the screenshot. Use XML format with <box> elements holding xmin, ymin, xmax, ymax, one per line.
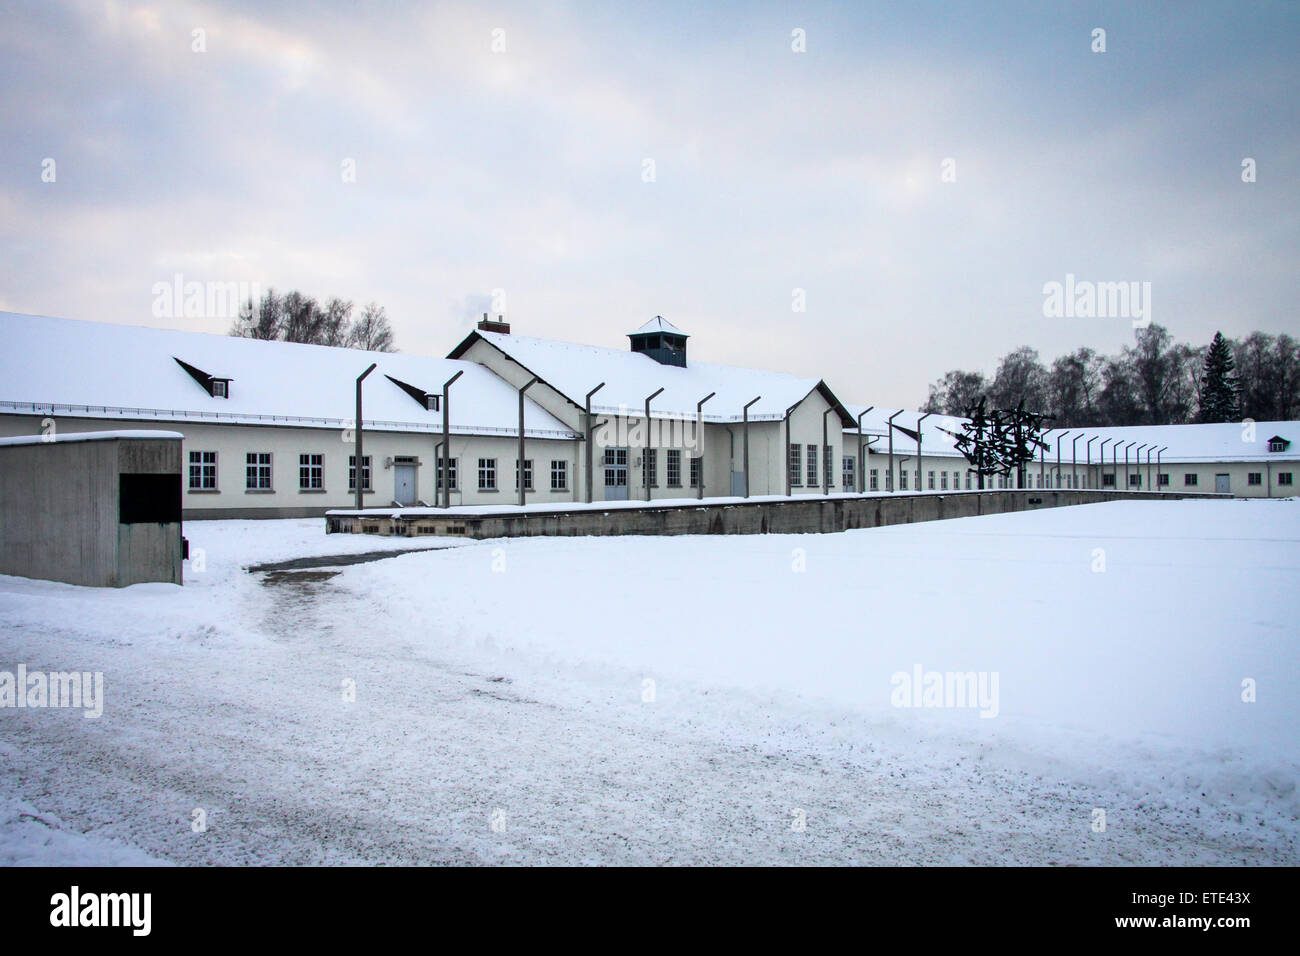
<box><xmin>842</xmin><ymin>402</ymin><xmax>1300</xmax><ymax>463</ymax></box>
<box><xmin>454</xmin><ymin>330</ymin><xmax>853</xmax><ymax>423</ymax></box>
<box><xmin>0</xmin><ymin>313</ymin><xmax>579</xmax><ymax>439</ymax></box>
<box><xmin>0</xmin><ymin>430</ymin><xmax>185</xmax><ymax>446</ymax></box>
<box><xmin>1036</xmin><ymin>422</ymin><xmax>1300</xmax><ymax>463</ymax></box>
<box><xmin>628</xmin><ymin>315</ymin><xmax>688</xmax><ymax>337</ymax></box>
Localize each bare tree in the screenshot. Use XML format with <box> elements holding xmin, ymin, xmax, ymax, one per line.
<box><xmin>230</xmin><ymin>289</ymin><xmax>283</xmax><ymax>340</ymax></box>
<box><xmin>348</xmin><ymin>302</ymin><xmax>396</xmax><ymax>353</ymax></box>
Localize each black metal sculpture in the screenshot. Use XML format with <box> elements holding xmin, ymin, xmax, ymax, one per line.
<box><xmin>950</xmin><ymin>397</ymin><xmax>1053</xmax><ymax>489</ymax></box>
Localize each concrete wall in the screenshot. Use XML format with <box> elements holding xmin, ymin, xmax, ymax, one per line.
<box><xmin>0</xmin><ymin>435</ymin><xmax>183</xmax><ymax>587</ymax></box>
<box><xmin>327</xmin><ymin>488</ymin><xmax>1223</xmax><ymax>540</ymax></box>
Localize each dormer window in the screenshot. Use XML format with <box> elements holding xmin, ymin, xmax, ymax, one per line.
<box><xmin>425</xmin><ymin>393</ymin><xmax>440</xmax><ymax>411</ymax></box>
<box><xmin>1268</xmin><ymin>436</ymin><xmax>1290</xmax><ymax>453</ymax></box>
<box><xmin>174</xmin><ymin>357</ymin><xmax>232</xmax><ymax>399</ymax></box>
<box><xmin>212</xmin><ymin>380</ymin><xmax>229</xmax><ymax>399</ymax></box>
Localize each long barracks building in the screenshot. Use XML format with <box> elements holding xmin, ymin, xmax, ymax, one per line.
<box><xmin>1</xmin><ymin>310</ymin><xmax>1295</xmax><ymax>518</ymax></box>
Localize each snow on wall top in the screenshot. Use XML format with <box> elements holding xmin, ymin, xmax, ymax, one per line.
<box><xmin>469</xmin><ymin>330</ymin><xmax>845</xmax><ymax>422</ymax></box>
<box><xmin>0</xmin><ymin>313</ymin><xmax>579</xmax><ymax>439</ymax></box>
<box><xmin>843</xmin><ymin>402</ymin><xmax>1300</xmax><ymax>463</ymax></box>
<box><xmin>0</xmin><ymin>430</ymin><xmax>185</xmax><ymax>446</ymax></box>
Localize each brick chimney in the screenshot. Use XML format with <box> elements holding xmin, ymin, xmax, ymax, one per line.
<box><xmin>477</xmin><ymin>312</ymin><xmax>510</xmax><ymax>334</ymax></box>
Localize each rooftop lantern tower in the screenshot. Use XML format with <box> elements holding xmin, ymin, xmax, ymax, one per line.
<box><xmin>628</xmin><ymin>315</ymin><xmax>689</xmax><ymax>367</ymax></box>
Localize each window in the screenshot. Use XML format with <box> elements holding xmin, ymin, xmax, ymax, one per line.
<box><xmin>1184</xmin><ymin>473</ymin><xmax>1198</xmax><ymax>487</ymax></box>
<box><xmin>806</xmin><ymin>445</ymin><xmax>818</xmax><ymax>487</ymax></box>
<box><xmin>1128</xmin><ymin>473</ymin><xmax>1140</xmax><ymax>487</ymax></box>
<box><xmin>940</xmin><ymin>471</ymin><xmax>948</xmax><ymax>490</ymax></box>
<box><xmin>1280</xmin><ymin>472</ymin><xmax>1294</xmax><ymax>486</ymax></box>
<box><xmin>212</xmin><ymin>380</ymin><xmax>228</xmax><ymax>398</ymax></box>
<box><xmin>1248</xmin><ymin>472</ymin><xmax>1262</xmax><ymax>486</ymax></box>
<box><xmin>478</xmin><ymin>458</ymin><xmax>497</xmax><ymax>491</ymax></box>
<box><xmin>514</xmin><ymin>459</ymin><xmax>533</xmax><ymax>491</ymax></box>
<box><xmin>690</xmin><ymin>456</ymin><xmax>701</xmax><ymax>488</ymax></box>
<box><xmin>870</xmin><ymin>468</ymin><xmax>879</xmax><ymax>491</ymax></box>
<box><xmin>1158</xmin><ymin>473</ymin><xmax>1169</xmax><ymax>487</ymax></box>
<box><xmin>885</xmin><ymin>470</ymin><xmax>893</xmax><ymax>491</ymax></box>
<box><xmin>965</xmin><ymin>473</ymin><xmax>972</xmax><ymax>490</ymax></box>
<box><xmin>842</xmin><ymin>456</ymin><xmax>856</xmax><ymax>491</ymax></box>
<box><xmin>189</xmin><ymin>450</ymin><xmax>217</xmax><ymax>490</ymax></box>
<box><xmin>299</xmin><ymin>454</ymin><xmax>324</xmax><ymax>490</ymax></box>
<box><xmin>789</xmin><ymin>445</ymin><xmax>802</xmax><ymax>486</ymax></box>
<box><xmin>348</xmin><ymin>455</ymin><xmax>372</xmax><ymax>492</ymax></box>
<box><xmin>550</xmin><ymin>460</ymin><xmax>567</xmax><ymax>491</ymax></box>
<box><xmin>604</xmin><ymin>448</ymin><xmax>628</xmax><ymax>487</ymax></box>
<box><xmin>437</xmin><ymin>457</ymin><xmax>458</xmax><ymax>490</ymax></box>
<box><xmin>1269</xmin><ymin>438</ymin><xmax>1289</xmax><ymax>452</ymax></box>
<box><xmin>824</xmin><ymin>446</ymin><xmax>834</xmax><ymax>488</ymax></box>
<box><xmin>899</xmin><ymin>468</ymin><xmax>908</xmax><ymax>490</ymax></box>
<box><xmin>425</xmin><ymin>394</ymin><xmax>440</xmax><ymax>411</ymax></box>
<box><xmin>643</xmin><ymin>449</ymin><xmax>657</xmax><ymax>487</ymax></box>
<box><xmin>927</xmin><ymin>470</ymin><xmax>935</xmax><ymax>490</ymax></box>
<box><xmin>666</xmin><ymin>449</ymin><xmax>681</xmax><ymax>487</ymax></box>
<box><xmin>1101</xmin><ymin>473</ymin><xmax>1115</xmax><ymax>488</ymax></box>
<box><xmin>245</xmin><ymin>452</ymin><xmax>272</xmax><ymax>490</ymax></box>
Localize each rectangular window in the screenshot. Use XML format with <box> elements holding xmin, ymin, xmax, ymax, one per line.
<box><xmin>1184</xmin><ymin>473</ymin><xmax>1198</xmax><ymax>487</ymax></box>
<box><xmin>245</xmin><ymin>452</ymin><xmax>272</xmax><ymax>490</ymax></box>
<box><xmin>1248</xmin><ymin>472</ymin><xmax>1262</xmax><ymax>486</ymax></box>
<box><xmin>212</xmin><ymin>380</ymin><xmax>227</xmax><ymax>398</ymax></box>
<box><xmin>643</xmin><ymin>449</ymin><xmax>657</xmax><ymax>487</ymax></box>
<box><xmin>514</xmin><ymin>459</ymin><xmax>533</xmax><ymax>491</ymax></box>
<box><xmin>806</xmin><ymin>445</ymin><xmax>818</xmax><ymax>487</ymax></box>
<box><xmin>348</xmin><ymin>455</ymin><xmax>372</xmax><ymax>492</ymax></box>
<box><xmin>940</xmin><ymin>471</ymin><xmax>948</xmax><ymax>490</ymax></box>
<box><xmin>1158</xmin><ymin>473</ymin><xmax>1169</xmax><ymax>487</ymax></box>
<box><xmin>824</xmin><ymin>446</ymin><xmax>834</xmax><ymax>488</ymax></box>
<box><xmin>425</xmin><ymin>394</ymin><xmax>440</xmax><ymax>411</ymax></box>
<box><xmin>789</xmin><ymin>444</ymin><xmax>802</xmax><ymax>486</ymax></box>
<box><xmin>885</xmin><ymin>470</ymin><xmax>893</xmax><ymax>491</ymax></box>
<box><xmin>550</xmin><ymin>460</ymin><xmax>567</xmax><ymax>491</ymax></box>
<box><xmin>1279</xmin><ymin>472</ymin><xmax>1293</xmax><ymax>486</ymax></box>
<box><xmin>870</xmin><ymin>468</ymin><xmax>879</xmax><ymax>491</ymax></box>
<box><xmin>189</xmin><ymin>450</ymin><xmax>217</xmax><ymax>490</ymax></box>
<box><xmin>437</xmin><ymin>457</ymin><xmax>458</xmax><ymax>490</ymax></box>
<box><xmin>666</xmin><ymin>449</ymin><xmax>681</xmax><ymax>487</ymax></box>
<box><xmin>298</xmin><ymin>453</ymin><xmax>323</xmax><ymax>490</ymax></box>
<box><xmin>899</xmin><ymin>468</ymin><xmax>909</xmax><ymax>490</ymax></box>
<box><xmin>965</xmin><ymin>473</ymin><xmax>972</xmax><ymax>490</ymax></box>
<box><xmin>478</xmin><ymin>458</ymin><xmax>497</xmax><ymax>491</ymax></box>
<box><xmin>1101</xmin><ymin>473</ymin><xmax>1115</xmax><ymax>488</ymax></box>
<box><xmin>928</xmin><ymin>470</ymin><xmax>935</xmax><ymax>490</ymax></box>
<box><xmin>690</xmin><ymin>456</ymin><xmax>701</xmax><ymax>488</ymax></box>
<box><xmin>1128</xmin><ymin>473</ymin><xmax>1140</xmax><ymax>487</ymax></box>
<box><xmin>842</xmin><ymin>456</ymin><xmax>855</xmax><ymax>491</ymax></box>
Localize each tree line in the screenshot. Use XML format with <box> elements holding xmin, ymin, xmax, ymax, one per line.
<box><xmin>229</xmin><ymin>290</ymin><xmax>396</xmax><ymax>352</ymax></box>
<box><xmin>922</xmin><ymin>326</ymin><xmax>1300</xmax><ymax>426</ymax></box>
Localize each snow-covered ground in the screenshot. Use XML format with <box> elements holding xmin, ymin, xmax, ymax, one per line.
<box><xmin>1</xmin><ymin>500</ymin><xmax>1296</xmax><ymax>865</ymax></box>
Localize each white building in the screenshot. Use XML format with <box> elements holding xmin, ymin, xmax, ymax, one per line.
<box><xmin>0</xmin><ymin>310</ymin><xmax>1295</xmax><ymax>517</ymax></box>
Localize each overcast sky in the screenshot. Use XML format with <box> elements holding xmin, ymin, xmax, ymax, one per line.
<box><xmin>2</xmin><ymin>0</ymin><xmax>1297</xmax><ymax>408</ymax></box>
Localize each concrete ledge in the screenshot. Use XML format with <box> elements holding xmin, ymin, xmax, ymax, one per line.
<box><xmin>325</xmin><ymin>489</ymin><xmax>1228</xmax><ymax>539</ymax></box>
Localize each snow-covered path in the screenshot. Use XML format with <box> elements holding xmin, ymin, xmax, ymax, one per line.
<box><xmin>1</xmin><ymin>501</ymin><xmax>1296</xmax><ymax>865</ymax></box>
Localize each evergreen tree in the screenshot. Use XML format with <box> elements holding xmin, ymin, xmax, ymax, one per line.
<box><xmin>1197</xmin><ymin>331</ymin><xmax>1241</xmax><ymax>422</ymax></box>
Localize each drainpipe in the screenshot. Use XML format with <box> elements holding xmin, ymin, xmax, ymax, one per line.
<box><xmin>822</xmin><ymin>407</ymin><xmax>836</xmax><ymax>494</ymax></box>
<box><xmin>517</xmin><ymin>377</ymin><xmax>540</xmax><ymax>506</ymax></box>
<box><xmin>887</xmin><ymin>411</ymin><xmax>903</xmax><ymax>492</ymax></box>
<box><xmin>916</xmin><ymin>412</ymin><xmax>931</xmax><ymax>493</ymax></box>
<box><xmin>354</xmin><ymin>362</ymin><xmax>377</xmax><ymax>511</ymax></box>
<box><xmin>1086</xmin><ymin>436</ymin><xmax>1098</xmax><ymax>490</ymax></box>
<box><xmin>696</xmin><ymin>391</ymin><xmax>715</xmax><ymax>499</ymax></box>
<box><xmin>441</xmin><ymin>370</ymin><xmax>463</xmax><ymax>509</ymax></box>
<box><xmin>1071</xmin><ymin>434</ymin><xmax>1081</xmax><ymax>490</ymax></box>
<box><xmin>584</xmin><ymin>382</ymin><xmax>605</xmax><ymax>504</ymax></box>
<box><xmin>643</xmin><ymin>387</ymin><xmax>664</xmax><ymax>501</ymax></box>
<box><xmin>856</xmin><ymin>406</ymin><xmax>874</xmax><ymax>493</ymax></box>
<box><xmin>742</xmin><ymin>396</ymin><xmax>761</xmax><ymax>498</ymax></box>
<box><xmin>783</xmin><ymin>402</ymin><xmax>796</xmax><ymax>496</ymax></box>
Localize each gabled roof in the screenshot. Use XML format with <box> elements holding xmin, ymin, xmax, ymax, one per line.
<box><xmin>629</xmin><ymin>315</ymin><xmax>688</xmax><ymax>338</ymax></box>
<box><xmin>450</xmin><ymin>329</ymin><xmax>855</xmax><ymax>425</ymax></box>
<box><xmin>0</xmin><ymin>312</ymin><xmax>578</xmax><ymax>439</ymax></box>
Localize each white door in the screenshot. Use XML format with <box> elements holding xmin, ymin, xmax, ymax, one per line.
<box><xmin>395</xmin><ymin>463</ymin><xmax>417</xmax><ymax>505</ymax></box>
<box><xmin>1215</xmin><ymin>473</ymin><xmax>1230</xmax><ymax>494</ymax></box>
<box><xmin>603</xmin><ymin>448</ymin><xmax>629</xmax><ymax>501</ymax></box>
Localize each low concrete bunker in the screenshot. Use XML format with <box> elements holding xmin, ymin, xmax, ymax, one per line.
<box><xmin>0</xmin><ymin>431</ymin><xmax>184</xmax><ymax>587</ymax></box>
